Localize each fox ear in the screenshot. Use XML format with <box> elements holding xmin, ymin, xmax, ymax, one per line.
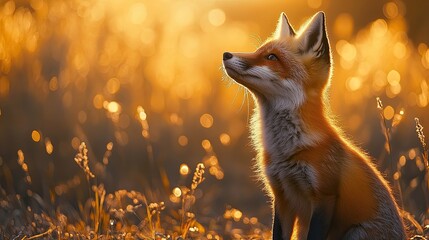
<box><xmin>298</xmin><ymin>12</ymin><xmax>330</xmax><ymax>63</ymax></box>
<box><xmin>274</xmin><ymin>12</ymin><xmax>296</xmax><ymax>39</ymax></box>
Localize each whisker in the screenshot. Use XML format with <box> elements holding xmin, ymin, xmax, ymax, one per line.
<box><xmin>249</xmin><ymin>34</ymin><xmax>263</xmax><ymax>48</ymax></box>
<box><xmin>231</xmin><ymin>85</ymin><xmax>241</xmax><ymax>106</ymax></box>
<box><xmin>239</xmin><ymin>86</ymin><xmax>246</xmax><ymax>112</ymax></box>
<box><xmin>220</xmin><ymin>65</ymin><xmax>235</xmax><ymax>88</ymax></box>
<box><xmin>245</xmin><ymin>89</ymin><xmax>251</xmax><ymax>124</ymax></box>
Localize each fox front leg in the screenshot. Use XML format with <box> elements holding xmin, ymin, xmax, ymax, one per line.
<box><xmin>294</xmin><ymin>206</ymin><xmax>313</xmax><ymax>240</ymax></box>
<box><xmin>272</xmin><ymin>209</ymin><xmax>283</xmax><ymax>240</ymax></box>
<box><xmin>276</xmin><ymin>200</ymin><xmax>313</xmax><ymax>240</ymax></box>
<box><xmin>274</xmin><ymin>203</ymin><xmax>295</xmax><ymax>240</ymax></box>
<box><xmin>308</xmin><ymin>197</ymin><xmax>336</xmax><ymax>240</ymax></box>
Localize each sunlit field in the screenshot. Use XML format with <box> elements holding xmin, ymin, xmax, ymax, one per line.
<box><xmin>1</xmin><ymin>0</ymin><xmax>429</xmax><ymax>239</ymax></box>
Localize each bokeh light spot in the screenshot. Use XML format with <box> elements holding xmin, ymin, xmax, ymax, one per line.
<box><xmin>170</xmin><ymin>113</ymin><xmax>181</xmax><ymax>125</ymax></box>
<box><xmin>233</xmin><ymin>209</ymin><xmax>243</xmax><ymax>221</ymax></box>
<box><xmin>200</xmin><ymin>113</ymin><xmax>213</xmax><ymax>128</ymax></box>
<box><xmin>399</xmin><ymin>155</ymin><xmax>406</xmax><ymax>167</ymax></box>
<box><xmin>383</xmin><ymin>105</ymin><xmax>394</xmax><ymax>120</ymax></box>
<box><xmin>172</xmin><ymin>187</ymin><xmax>182</xmax><ymax>197</ymax></box>
<box><xmin>410</xmin><ymin>178</ymin><xmax>418</xmax><ymax>188</ymax></box>
<box><xmin>106</xmin><ymin>142</ymin><xmax>113</xmax><ymax>151</ymax></box>
<box><xmin>178</xmin><ymin>135</ymin><xmax>188</xmax><ymax>146</ymax></box>
<box><xmin>393</xmin><ymin>171</ymin><xmax>400</xmax><ymax>180</ymax></box>
<box><xmin>105</xmin><ymin>101</ymin><xmax>121</xmax><ymax>113</ymax></box>
<box><xmin>106</xmin><ymin>78</ymin><xmax>120</xmax><ymax>94</ymax></box>
<box><xmin>208</xmin><ymin>8</ymin><xmax>226</xmax><ymax>27</ymax></box>
<box><xmin>93</xmin><ymin>94</ymin><xmax>104</xmax><ymax>109</ymax></box>
<box><xmin>336</xmin><ymin>40</ymin><xmax>356</xmax><ymax>61</ymax></box>
<box><xmin>418</xmin><ymin>43</ymin><xmax>427</xmax><ymax>55</ymax></box>
<box><xmin>371</xmin><ymin>19</ymin><xmax>388</xmax><ymax>37</ymax></box>
<box><xmin>387</xmin><ymin>70</ymin><xmax>400</xmax><ymax>86</ymax></box>
<box><xmin>45</xmin><ymin>138</ymin><xmax>53</xmax><ymax>155</ymax></box>
<box><xmin>180</xmin><ymin>164</ymin><xmax>189</xmax><ymax>175</ymax></box>
<box><xmin>383</xmin><ymin>2</ymin><xmax>399</xmax><ymax>19</ymax></box>
<box><xmin>78</xmin><ymin>111</ymin><xmax>87</xmax><ymax>124</ymax></box>
<box><xmin>49</xmin><ymin>77</ymin><xmax>58</xmax><ymax>91</ymax></box>
<box><xmin>137</xmin><ymin>106</ymin><xmax>147</xmax><ymax>121</ymax></box>
<box><xmin>408</xmin><ymin>149</ymin><xmax>416</xmax><ymax>160</ymax></box>
<box><xmin>346</xmin><ymin>77</ymin><xmax>362</xmax><ymax>91</ymax></box>
<box><xmin>219</xmin><ymin>133</ymin><xmax>231</xmax><ymax>146</ymax></box>
<box><xmin>31</xmin><ymin>130</ymin><xmax>41</xmax><ymax>142</ymax></box>
<box><xmin>17</xmin><ymin>150</ymin><xmax>24</xmax><ymax>165</ymax></box>
<box><xmin>71</xmin><ymin>137</ymin><xmax>81</xmax><ymax>150</ymax></box>
<box><xmin>201</xmin><ymin>139</ymin><xmax>212</xmax><ymax>151</ymax></box>
<box><xmin>389</xmin><ymin>84</ymin><xmax>401</xmax><ymax>95</ymax></box>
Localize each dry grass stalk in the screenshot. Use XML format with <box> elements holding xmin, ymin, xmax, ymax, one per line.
<box><xmin>415</xmin><ymin>117</ymin><xmax>428</xmax><ymax>168</ymax></box>
<box><xmin>180</xmin><ymin>163</ymin><xmax>205</xmax><ymax>238</ymax></box>
<box><xmin>74</xmin><ymin>142</ymin><xmax>95</xmax><ymax>179</ymax></box>
<box><xmin>375</xmin><ymin>97</ymin><xmax>405</xmax><ymax>210</ymax></box>
<box><xmin>376</xmin><ymin>97</ymin><xmax>392</xmax><ymax>155</ymax></box>
<box><xmin>191</xmin><ymin>163</ymin><xmax>205</xmax><ymax>191</ymax></box>
<box><xmin>92</xmin><ymin>184</ymin><xmax>107</xmax><ymax>233</ymax></box>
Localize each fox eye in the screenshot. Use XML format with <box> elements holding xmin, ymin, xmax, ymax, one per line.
<box><xmin>266</xmin><ymin>54</ymin><xmax>278</xmax><ymax>61</ymax></box>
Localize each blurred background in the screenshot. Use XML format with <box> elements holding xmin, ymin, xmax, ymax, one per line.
<box><xmin>1</xmin><ymin>0</ymin><xmax>429</xmax><ymax>237</ymax></box>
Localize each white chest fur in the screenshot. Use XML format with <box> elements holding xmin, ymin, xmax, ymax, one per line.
<box><xmin>259</xmin><ymin>108</ymin><xmax>321</xmax><ymax>159</ymax></box>
<box><xmin>256</xmin><ymin>107</ymin><xmax>321</xmax><ymax>197</ymax></box>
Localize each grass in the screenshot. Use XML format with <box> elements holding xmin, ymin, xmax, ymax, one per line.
<box><xmin>0</xmin><ymin>100</ymin><xmax>428</xmax><ymax>239</ymax></box>
<box><xmin>0</xmin><ymin>137</ymin><xmax>271</xmax><ymax>239</ymax></box>
<box><xmin>376</xmin><ymin>98</ymin><xmax>429</xmax><ymax>238</ymax></box>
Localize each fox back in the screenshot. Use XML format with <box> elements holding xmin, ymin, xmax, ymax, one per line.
<box><xmin>222</xmin><ymin>12</ymin><xmax>406</xmax><ymax>239</ymax></box>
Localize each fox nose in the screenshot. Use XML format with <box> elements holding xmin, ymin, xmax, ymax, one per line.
<box><xmin>223</xmin><ymin>52</ymin><xmax>233</xmax><ymax>60</ymax></box>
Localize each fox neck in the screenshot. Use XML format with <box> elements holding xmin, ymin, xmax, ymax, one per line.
<box><xmin>253</xmin><ymin>94</ymin><xmax>328</xmax><ymax>161</ymax></box>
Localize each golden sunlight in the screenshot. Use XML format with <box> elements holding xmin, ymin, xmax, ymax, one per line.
<box><xmin>1</xmin><ymin>0</ymin><xmax>429</xmax><ymax>238</ymax></box>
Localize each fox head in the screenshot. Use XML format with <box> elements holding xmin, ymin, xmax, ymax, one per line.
<box><xmin>223</xmin><ymin>12</ymin><xmax>331</xmax><ymax>110</ymax></box>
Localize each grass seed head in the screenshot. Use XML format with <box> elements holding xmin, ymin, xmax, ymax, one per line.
<box><xmin>415</xmin><ymin>118</ymin><xmax>427</xmax><ymax>152</ymax></box>
<box><xmin>74</xmin><ymin>142</ymin><xmax>95</xmax><ymax>179</ymax></box>
<box><xmin>191</xmin><ymin>163</ymin><xmax>205</xmax><ymax>190</ymax></box>
<box><xmin>376</xmin><ymin>97</ymin><xmax>383</xmax><ymax>110</ymax></box>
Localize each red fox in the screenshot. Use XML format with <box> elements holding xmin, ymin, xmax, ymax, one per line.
<box><xmin>222</xmin><ymin>12</ymin><xmax>406</xmax><ymax>239</ymax></box>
